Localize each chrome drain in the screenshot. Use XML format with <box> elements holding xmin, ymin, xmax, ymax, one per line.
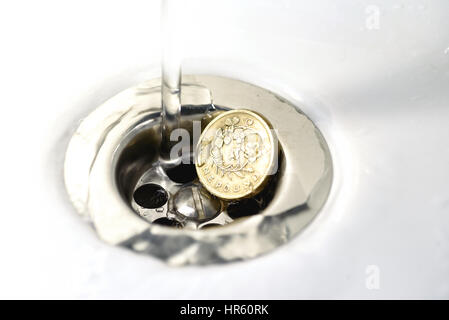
<box><xmin>64</xmin><ymin>75</ymin><xmax>333</xmax><ymax>265</ymax></box>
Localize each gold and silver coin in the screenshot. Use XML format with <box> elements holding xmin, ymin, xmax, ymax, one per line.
<box><xmin>195</xmin><ymin>109</ymin><xmax>277</xmax><ymax>200</ymax></box>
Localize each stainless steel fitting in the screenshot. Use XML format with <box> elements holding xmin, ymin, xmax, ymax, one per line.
<box><xmin>64</xmin><ymin>75</ymin><xmax>333</xmax><ymax>265</ymax></box>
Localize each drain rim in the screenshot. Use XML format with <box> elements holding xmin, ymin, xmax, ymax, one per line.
<box><xmin>64</xmin><ymin>75</ymin><xmax>333</xmax><ymax>265</ymax></box>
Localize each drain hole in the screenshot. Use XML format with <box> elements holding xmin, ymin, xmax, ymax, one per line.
<box><xmin>226</xmin><ymin>198</ymin><xmax>261</xmax><ymax>219</ymax></box>
<box><xmin>165</xmin><ymin>163</ymin><xmax>197</xmax><ymax>183</ymax></box>
<box><xmin>133</xmin><ymin>184</ymin><xmax>168</xmax><ymax>209</ymax></box>
<box><xmin>201</xmin><ymin>224</ymin><xmax>222</xmax><ymax>229</ymax></box>
<box><xmin>153</xmin><ymin>218</ymin><xmax>181</xmax><ymax>228</ymax></box>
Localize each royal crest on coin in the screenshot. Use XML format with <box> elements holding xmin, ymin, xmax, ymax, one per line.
<box><xmin>196</xmin><ymin>110</ymin><xmax>275</xmax><ymax>200</ymax></box>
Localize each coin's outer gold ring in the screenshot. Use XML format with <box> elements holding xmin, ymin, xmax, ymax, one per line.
<box><xmin>195</xmin><ymin>109</ymin><xmax>276</xmax><ymax>200</ymax></box>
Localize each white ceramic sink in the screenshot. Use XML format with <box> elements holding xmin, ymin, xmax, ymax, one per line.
<box><xmin>0</xmin><ymin>0</ymin><xmax>448</xmax><ymax>298</ymax></box>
